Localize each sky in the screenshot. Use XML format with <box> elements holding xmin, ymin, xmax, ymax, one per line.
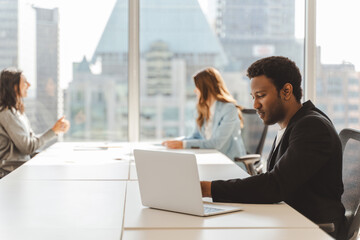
<box><xmin>18</xmin><ymin>0</ymin><xmax>360</xmax><ymax>91</ymax></box>
<box><xmin>316</xmin><ymin>0</ymin><xmax>360</xmax><ymax>69</ymax></box>
<box><xmin>19</xmin><ymin>0</ymin><xmax>116</xmax><ymax>89</ymax></box>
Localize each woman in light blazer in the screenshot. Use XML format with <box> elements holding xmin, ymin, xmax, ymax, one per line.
<box><xmin>162</xmin><ymin>67</ymin><xmax>246</xmax><ymax>163</ymax></box>
<box><xmin>0</xmin><ymin>68</ymin><xmax>70</xmax><ymax>177</ymax></box>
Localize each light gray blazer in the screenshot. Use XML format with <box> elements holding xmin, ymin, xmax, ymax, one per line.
<box><xmin>0</xmin><ymin>109</ymin><xmax>56</xmax><ymax>169</ymax></box>
<box><xmin>184</xmin><ymin>101</ymin><xmax>246</xmax><ymax>162</ymax></box>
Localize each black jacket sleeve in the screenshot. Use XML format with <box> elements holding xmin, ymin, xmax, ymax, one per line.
<box><xmin>211</xmin><ymin>115</ymin><xmax>337</xmax><ymax>204</ymax></box>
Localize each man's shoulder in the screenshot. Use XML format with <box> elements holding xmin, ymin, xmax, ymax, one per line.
<box><xmin>300</xmin><ymin>102</ymin><xmax>332</xmax><ymax>123</ymax></box>
<box><xmin>293</xmin><ymin>109</ymin><xmax>336</xmax><ymax>135</ymax></box>
<box><xmin>301</xmin><ymin>109</ymin><xmax>332</xmax><ymax>125</ymax></box>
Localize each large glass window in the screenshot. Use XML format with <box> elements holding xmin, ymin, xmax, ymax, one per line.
<box><xmin>139</xmin><ymin>0</ymin><xmax>305</xmax><ymax>160</ymax></box>
<box><xmin>16</xmin><ymin>0</ymin><xmax>128</xmax><ymax>142</ymax></box>
<box><xmin>316</xmin><ymin>0</ymin><xmax>360</xmax><ymax>132</ymax></box>
<box><xmin>4</xmin><ymin>0</ymin><xmax>308</xmax><ymax>154</ymax></box>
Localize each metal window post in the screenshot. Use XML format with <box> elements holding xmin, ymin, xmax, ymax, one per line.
<box><xmin>128</xmin><ymin>0</ymin><xmax>140</xmax><ymax>142</ymax></box>
<box><xmin>304</xmin><ymin>0</ymin><xmax>317</xmax><ymax>102</ymax></box>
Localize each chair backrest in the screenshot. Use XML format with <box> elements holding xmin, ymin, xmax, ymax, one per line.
<box><xmin>241</xmin><ymin>109</ymin><xmax>268</xmax><ymax>155</ymax></box>
<box><xmin>339</xmin><ymin>128</ymin><xmax>360</xmax><ymax>240</ymax></box>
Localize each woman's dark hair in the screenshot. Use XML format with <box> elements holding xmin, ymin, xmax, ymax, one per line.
<box><xmin>0</xmin><ymin>68</ymin><xmax>24</xmax><ymax>113</ymax></box>
<box><xmin>247</xmin><ymin>56</ymin><xmax>303</xmax><ymax>102</ymax></box>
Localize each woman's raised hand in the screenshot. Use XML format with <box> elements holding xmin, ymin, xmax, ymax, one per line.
<box><xmin>52</xmin><ymin>116</ymin><xmax>70</xmax><ymax>134</ymax></box>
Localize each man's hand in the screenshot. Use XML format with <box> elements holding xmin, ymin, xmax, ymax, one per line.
<box><xmin>162</xmin><ymin>140</ymin><xmax>183</xmax><ymax>149</ymax></box>
<box><xmin>200</xmin><ymin>181</ymin><xmax>212</xmax><ymax>197</ymax></box>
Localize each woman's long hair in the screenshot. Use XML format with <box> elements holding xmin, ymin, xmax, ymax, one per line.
<box><xmin>193</xmin><ymin>67</ymin><xmax>244</xmax><ymax>128</ymax></box>
<box><xmin>0</xmin><ymin>68</ymin><xmax>24</xmax><ymax>113</ymax></box>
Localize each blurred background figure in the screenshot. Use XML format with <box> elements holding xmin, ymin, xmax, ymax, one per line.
<box><xmin>162</xmin><ymin>67</ymin><xmax>246</xmax><ymax>164</ymax></box>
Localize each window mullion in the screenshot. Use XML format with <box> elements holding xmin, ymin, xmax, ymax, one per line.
<box><xmin>304</xmin><ymin>0</ymin><xmax>317</xmax><ymax>102</ymax></box>
<box><xmin>128</xmin><ymin>0</ymin><xmax>140</xmax><ymax>142</ymax></box>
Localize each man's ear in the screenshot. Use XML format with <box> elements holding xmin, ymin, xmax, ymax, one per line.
<box><xmin>282</xmin><ymin>83</ymin><xmax>293</xmax><ymax>100</ymax></box>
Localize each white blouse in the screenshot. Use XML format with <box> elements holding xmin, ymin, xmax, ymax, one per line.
<box><xmin>203</xmin><ymin>102</ymin><xmax>216</xmax><ymax>140</ymax></box>
<box><xmin>274</xmin><ymin>127</ymin><xmax>286</xmax><ymax>150</ymax></box>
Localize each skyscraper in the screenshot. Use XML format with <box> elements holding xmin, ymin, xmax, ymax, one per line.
<box><xmin>0</xmin><ymin>0</ymin><xmax>18</xmax><ymax>70</ymax></box>
<box><xmin>33</xmin><ymin>7</ymin><xmax>60</xmax><ymax>132</ymax></box>
<box><xmin>144</xmin><ymin>41</ymin><xmax>174</xmax><ymax>96</ymax></box>
<box><xmin>66</xmin><ymin>0</ymin><xmax>227</xmax><ymax>140</ymax></box>
<box><xmin>317</xmin><ymin>61</ymin><xmax>360</xmax><ymax>131</ymax></box>
<box><xmin>66</xmin><ymin>56</ymin><xmax>123</xmax><ymax>140</ymax></box>
<box><xmin>216</xmin><ymin>0</ymin><xmax>303</xmax><ymax>72</ymax></box>
<box><xmin>213</xmin><ymin>0</ymin><xmax>305</xmax><ymax>160</ymax></box>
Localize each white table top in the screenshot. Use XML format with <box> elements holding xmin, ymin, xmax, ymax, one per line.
<box><xmin>16</xmin><ymin>142</ymin><xmax>247</xmax><ymax>181</ymax></box>
<box><xmin>0</xmin><ymin>180</ymin><xmax>126</xmax><ymax>240</ymax></box>
<box><xmin>123</xmin><ymin>181</ymin><xmax>318</xmax><ymax>229</ymax></box>
<box><xmin>129</xmin><ymin>146</ymin><xmax>249</xmax><ymax>180</ymax></box>
<box><xmin>122</xmin><ymin>229</ymin><xmax>333</xmax><ymax>240</ymax></box>
<box><xmin>130</xmin><ymin>162</ymin><xmax>249</xmax><ymax>180</ymax></box>
<box><xmin>3</xmin><ymin>142</ymin><xmax>132</xmax><ymax>181</ymax></box>
<box><xmin>129</xmin><ymin>142</ymin><xmax>236</xmax><ymax>164</ymax></box>
<box><xmin>0</xmin><ymin>142</ymin><xmax>328</xmax><ymax>240</ymax></box>
<box><xmin>29</xmin><ymin>144</ymin><xmax>131</xmax><ymax>165</ymax></box>
<box><xmin>5</xmin><ymin>161</ymin><xmax>130</xmax><ymax>180</ymax></box>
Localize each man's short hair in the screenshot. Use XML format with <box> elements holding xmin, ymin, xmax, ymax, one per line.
<box><xmin>247</xmin><ymin>56</ymin><xmax>303</xmax><ymax>102</ymax></box>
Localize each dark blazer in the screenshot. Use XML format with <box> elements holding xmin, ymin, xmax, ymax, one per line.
<box><xmin>211</xmin><ymin>101</ymin><xmax>345</xmax><ymax>226</ymax></box>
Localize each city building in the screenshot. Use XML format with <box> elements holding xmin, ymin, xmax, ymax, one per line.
<box><xmin>66</xmin><ymin>0</ymin><xmax>227</xmax><ymax>141</ymax></box>
<box><xmin>66</xmin><ymin>57</ymin><xmax>126</xmax><ymax>141</ymax></box>
<box><xmin>32</xmin><ymin>7</ymin><xmax>60</xmax><ymax>133</ymax></box>
<box><xmin>317</xmin><ymin>61</ymin><xmax>360</xmax><ymax>131</ymax></box>
<box><xmin>215</xmin><ymin>0</ymin><xmax>303</xmax><ymax>72</ymax></box>
<box><xmin>0</xmin><ymin>0</ymin><xmax>18</xmax><ymax>70</ymax></box>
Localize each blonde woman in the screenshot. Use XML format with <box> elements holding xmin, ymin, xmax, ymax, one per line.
<box><xmin>162</xmin><ymin>67</ymin><xmax>246</xmax><ymax>162</ymax></box>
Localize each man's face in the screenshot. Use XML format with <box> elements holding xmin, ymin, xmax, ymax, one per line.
<box><xmin>250</xmin><ymin>75</ymin><xmax>286</xmax><ymax>125</ymax></box>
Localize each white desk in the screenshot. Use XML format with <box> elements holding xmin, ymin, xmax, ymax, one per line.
<box><xmin>124</xmin><ymin>181</ymin><xmax>318</xmax><ymax>230</ymax></box>
<box><xmin>0</xmin><ymin>180</ymin><xmax>126</xmax><ymax>240</ymax></box>
<box><xmin>128</xmin><ymin>146</ymin><xmax>249</xmax><ymax>180</ymax></box>
<box><xmin>129</xmin><ymin>142</ymin><xmax>236</xmax><ymax>164</ymax></box>
<box><xmin>5</xmin><ymin>162</ymin><xmax>130</xmax><ymax>181</ymax></box>
<box><xmin>122</xmin><ymin>229</ymin><xmax>333</xmax><ymax>240</ymax></box>
<box><xmin>4</xmin><ymin>142</ymin><xmax>131</xmax><ymax>181</ymax></box>
<box><xmin>130</xmin><ymin>161</ymin><xmax>249</xmax><ymax>180</ymax></box>
<box><xmin>0</xmin><ymin>142</ymin><xmax>329</xmax><ymax>240</ymax></box>
<box><xmin>29</xmin><ymin>142</ymin><xmax>131</xmax><ymax>165</ymax></box>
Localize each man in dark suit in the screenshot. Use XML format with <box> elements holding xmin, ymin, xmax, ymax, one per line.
<box><xmin>200</xmin><ymin>56</ymin><xmax>346</xmax><ymax>240</ymax></box>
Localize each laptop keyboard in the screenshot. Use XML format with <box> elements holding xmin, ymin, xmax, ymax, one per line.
<box><xmin>204</xmin><ymin>206</ymin><xmax>224</xmax><ymax>214</ymax></box>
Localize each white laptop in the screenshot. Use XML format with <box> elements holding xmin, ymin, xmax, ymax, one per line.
<box><xmin>133</xmin><ymin>149</ymin><xmax>243</xmax><ymax>216</ymax></box>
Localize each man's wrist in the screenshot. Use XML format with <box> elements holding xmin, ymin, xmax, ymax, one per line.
<box><xmin>201</xmin><ymin>181</ymin><xmax>212</xmax><ymax>197</ymax></box>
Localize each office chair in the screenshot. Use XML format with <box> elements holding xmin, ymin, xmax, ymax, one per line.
<box><xmin>234</xmin><ymin>108</ymin><xmax>268</xmax><ymax>175</ymax></box>
<box><xmin>339</xmin><ymin>128</ymin><xmax>360</xmax><ymax>240</ymax></box>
